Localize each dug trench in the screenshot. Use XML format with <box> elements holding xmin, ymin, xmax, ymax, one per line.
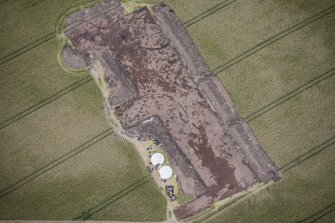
<box><xmin>61</xmin><ymin>0</ymin><xmax>280</xmax><ymax>220</ymax></box>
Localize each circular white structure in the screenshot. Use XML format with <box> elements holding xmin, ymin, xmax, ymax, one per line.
<box><xmin>151</xmin><ymin>153</ymin><xmax>165</xmax><ymax>165</ymax></box>
<box><xmin>159</xmin><ymin>166</ymin><xmax>173</xmax><ymax>179</ymax></box>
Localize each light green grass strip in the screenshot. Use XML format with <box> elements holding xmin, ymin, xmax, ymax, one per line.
<box><xmin>121</xmin><ymin>0</ymin><xmax>153</xmax><ymax>14</ymax></box>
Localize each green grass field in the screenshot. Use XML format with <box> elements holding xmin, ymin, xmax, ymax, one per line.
<box><xmin>88</xmin><ymin>180</ymin><xmax>167</xmax><ymax>221</ymax></box>
<box><xmin>192</xmin><ymin>5</ymin><xmax>335</xmax><ymax>118</ymax></box>
<box><xmin>0</xmin><ymin>81</ymin><xmax>109</xmax><ymax>189</ymax></box>
<box><xmin>0</xmin><ymin>39</ymin><xmax>85</xmax><ymax>124</ymax></box>
<box><xmin>316</xmin><ymin>208</ymin><xmax>335</xmax><ymax>223</ymax></box>
<box><xmin>187</xmin><ymin>0</ymin><xmax>335</xmax><ymax>69</ymax></box>
<box><xmin>1</xmin><ymin>0</ymin><xmax>334</xmax><ymax>221</ymax></box>
<box><xmin>0</xmin><ymin>0</ymin><xmax>95</xmax><ymax>58</ymax></box>
<box><xmin>0</xmin><ymin>135</ymin><xmax>163</xmax><ymax>220</ymax></box>
<box><xmin>251</xmin><ymin>75</ymin><xmax>335</xmax><ymax>166</ymax></box>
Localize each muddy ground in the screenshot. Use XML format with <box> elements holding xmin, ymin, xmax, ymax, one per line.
<box><xmin>63</xmin><ymin>0</ymin><xmax>279</xmax><ymax>220</ymax></box>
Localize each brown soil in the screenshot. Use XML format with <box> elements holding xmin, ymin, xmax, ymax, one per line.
<box><xmin>63</xmin><ymin>0</ymin><xmax>279</xmax><ymax>220</ymax></box>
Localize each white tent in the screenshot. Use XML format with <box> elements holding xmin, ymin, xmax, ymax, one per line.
<box><xmin>151</xmin><ymin>153</ymin><xmax>165</xmax><ymax>165</ymax></box>
<box><xmin>159</xmin><ymin>165</ymin><xmax>173</xmax><ymax>179</ymax></box>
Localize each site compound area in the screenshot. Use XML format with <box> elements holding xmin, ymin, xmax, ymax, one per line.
<box><xmin>63</xmin><ymin>0</ymin><xmax>280</xmax><ymax>219</ymax></box>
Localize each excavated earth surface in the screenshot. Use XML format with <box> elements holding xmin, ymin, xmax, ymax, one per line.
<box><xmin>63</xmin><ymin>0</ymin><xmax>280</xmax><ymax>219</ymax></box>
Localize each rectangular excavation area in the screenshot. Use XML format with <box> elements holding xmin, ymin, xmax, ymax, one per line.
<box><xmin>63</xmin><ymin>0</ymin><xmax>280</xmax><ymax>219</ymax></box>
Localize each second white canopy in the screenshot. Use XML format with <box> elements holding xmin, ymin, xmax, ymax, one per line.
<box><xmin>159</xmin><ymin>165</ymin><xmax>173</xmax><ymax>179</ymax></box>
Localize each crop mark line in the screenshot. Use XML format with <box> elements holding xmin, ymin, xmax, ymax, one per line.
<box><xmin>295</xmin><ymin>202</ymin><xmax>335</xmax><ymax>223</ymax></box>
<box><xmin>0</xmin><ymin>76</ymin><xmax>92</xmax><ymax>130</ymax></box>
<box><xmin>212</xmin><ymin>5</ymin><xmax>335</xmax><ymax>75</ymax></box>
<box><xmin>280</xmin><ymin>136</ymin><xmax>335</xmax><ymax>173</ymax></box>
<box><xmin>75</xmin><ymin>176</ymin><xmax>151</xmax><ymax>220</ymax></box>
<box><xmin>0</xmin><ymin>128</ymin><xmax>114</xmax><ymax>199</ymax></box>
<box><xmin>184</xmin><ymin>0</ymin><xmax>237</xmax><ymax>28</ymax></box>
<box><xmin>0</xmin><ymin>32</ymin><xmax>55</xmax><ymax>66</ymax></box>
<box><xmin>245</xmin><ymin>67</ymin><xmax>335</xmax><ymax>122</ymax></box>
<box><xmin>183</xmin><ymin>1</ymin><xmax>227</xmax><ymax>25</ymax></box>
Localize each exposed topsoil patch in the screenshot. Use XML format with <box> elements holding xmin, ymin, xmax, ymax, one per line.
<box><xmin>62</xmin><ymin>0</ymin><xmax>279</xmax><ymax>220</ymax></box>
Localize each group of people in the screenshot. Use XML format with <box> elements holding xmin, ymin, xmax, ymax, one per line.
<box><xmin>165</xmin><ymin>185</ymin><xmax>177</xmax><ymax>201</ymax></box>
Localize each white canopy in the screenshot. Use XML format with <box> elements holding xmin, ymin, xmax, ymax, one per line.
<box><xmin>150</xmin><ymin>153</ymin><xmax>165</xmax><ymax>165</ymax></box>
<box><xmin>159</xmin><ymin>165</ymin><xmax>173</xmax><ymax>179</ymax></box>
